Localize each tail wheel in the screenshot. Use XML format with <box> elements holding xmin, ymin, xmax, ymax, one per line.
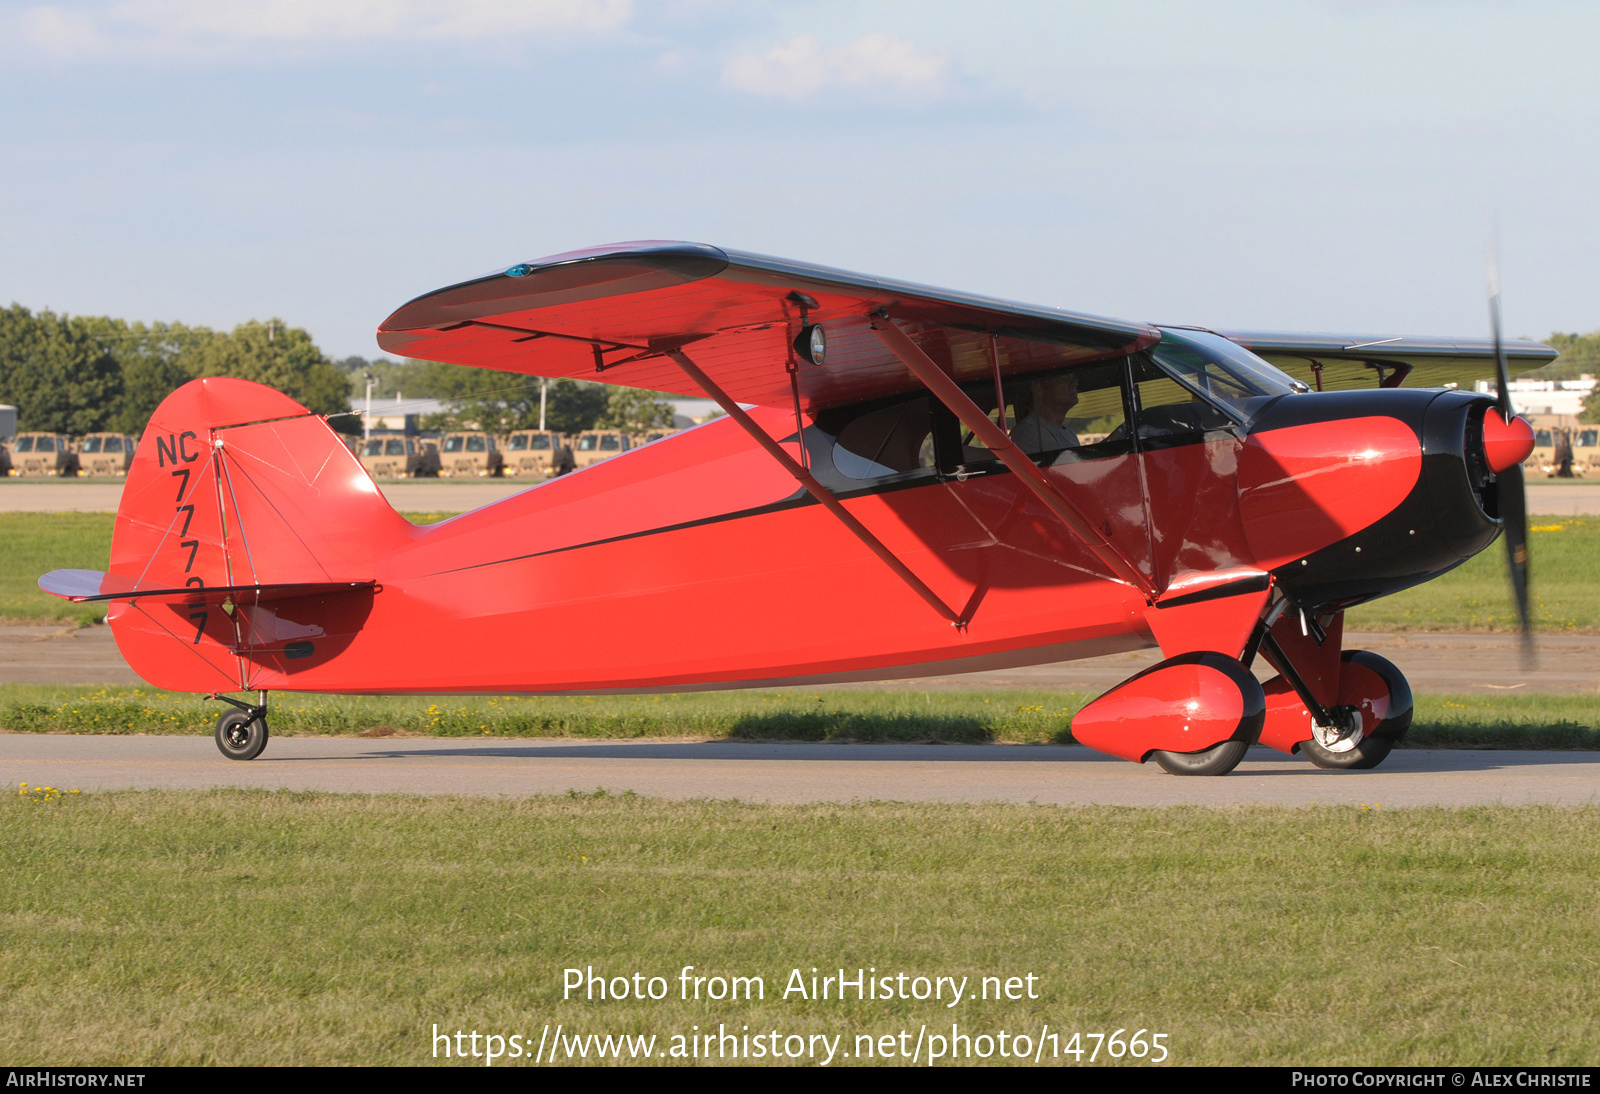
<box><xmin>1152</xmin><ymin>739</ymin><xmax>1251</xmax><ymax>777</ymax></box>
<box><xmin>1300</xmin><ymin>650</ymin><xmax>1413</xmax><ymax>770</ymax></box>
<box><xmin>215</xmin><ymin>709</ymin><xmax>269</xmax><ymax>761</ymax></box>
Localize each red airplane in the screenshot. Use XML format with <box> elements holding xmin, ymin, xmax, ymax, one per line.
<box><xmin>42</xmin><ymin>242</ymin><xmax>1551</xmax><ymax>774</ymax></box>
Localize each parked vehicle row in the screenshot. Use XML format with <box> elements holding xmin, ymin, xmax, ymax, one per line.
<box><xmin>354</xmin><ymin>427</ymin><xmax>681</xmax><ymax>480</ymax></box>
<box><xmin>2</xmin><ymin>432</ymin><xmax>140</xmax><ymax>477</ymax></box>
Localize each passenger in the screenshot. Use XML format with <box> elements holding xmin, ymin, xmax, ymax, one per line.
<box><xmin>1011</xmin><ymin>373</ymin><xmax>1081</xmax><ymax>454</ymax></box>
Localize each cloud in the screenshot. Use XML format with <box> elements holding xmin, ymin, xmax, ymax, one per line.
<box><xmin>722</xmin><ymin>33</ymin><xmax>949</xmax><ymax>101</ymax></box>
<box><xmin>19</xmin><ymin>0</ymin><xmax>632</xmax><ymax>56</ymax></box>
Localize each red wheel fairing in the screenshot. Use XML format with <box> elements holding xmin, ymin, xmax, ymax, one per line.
<box><xmin>1070</xmin><ymin>652</ymin><xmax>1265</xmax><ymax>764</ymax></box>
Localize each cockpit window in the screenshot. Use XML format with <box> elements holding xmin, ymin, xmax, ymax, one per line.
<box><xmin>1148</xmin><ymin>328</ymin><xmax>1298</xmax><ymax>421</ymax></box>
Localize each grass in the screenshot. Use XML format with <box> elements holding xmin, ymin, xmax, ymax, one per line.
<box><xmin>5</xmin><ymin>513</ymin><xmax>1598</xmax><ymax>631</ymax></box>
<box><xmin>2</xmin><ymin>684</ymin><xmax>1595</xmax><ymax>748</ymax></box>
<box><xmin>3</xmin><ymin>791</ymin><xmax>1599</xmax><ymax>1066</ymax></box>
<box><xmin>1346</xmin><ymin>517</ymin><xmax>1600</xmax><ymax>632</ymax></box>
<box><xmin>0</xmin><ymin>512</ymin><xmax>115</xmax><ymax>625</ymax></box>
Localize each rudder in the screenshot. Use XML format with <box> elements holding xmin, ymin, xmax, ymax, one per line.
<box><xmin>104</xmin><ymin>377</ymin><xmax>413</xmax><ymax>691</ymax></box>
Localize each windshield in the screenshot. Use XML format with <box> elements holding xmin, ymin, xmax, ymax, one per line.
<box><xmin>1150</xmin><ymin>328</ymin><xmax>1299</xmax><ymax>420</ymax></box>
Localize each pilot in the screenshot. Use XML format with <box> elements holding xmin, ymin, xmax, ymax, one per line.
<box><xmin>1012</xmin><ymin>372</ymin><xmax>1081</xmax><ymax>454</ymax></box>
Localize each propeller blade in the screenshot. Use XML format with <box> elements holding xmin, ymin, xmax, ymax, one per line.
<box><xmin>1487</xmin><ymin>248</ymin><xmax>1535</xmax><ymax>661</ymax></box>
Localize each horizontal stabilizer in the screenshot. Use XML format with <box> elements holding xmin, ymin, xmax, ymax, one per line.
<box><xmin>40</xmin><ymin>569</ymin><xmax>374</xmax><ymax>604</ymax></box>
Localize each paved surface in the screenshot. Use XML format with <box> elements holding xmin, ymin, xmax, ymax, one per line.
<box><xmin>4</xmin><ymin>735</ymin><xmax>1599</xmax><ymax>805</ymax></box>
<box><xmin>3</xmin><ymin>480</ymin><xmax>1597</xmax><ymax>515</ymax></box>
<box><xmin>3</xmin><ymin>622</ymin><xmax>1593</xmax><ymax>693</ymax></box>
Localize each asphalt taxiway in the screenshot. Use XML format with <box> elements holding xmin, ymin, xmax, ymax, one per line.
<box><xmin>4</xmin><ymin>735</ymin><xmax>1599</xmax><ymax>806</ymax></box>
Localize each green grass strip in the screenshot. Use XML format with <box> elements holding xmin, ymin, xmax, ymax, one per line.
<box><xmin>3</xmin><ymin>684</ymin><xmax>1596</xmax><ymax>748</ymax></box>
<box><xmin>3</xmin><ymin>791</ymin><xmax>1600</xmax><ymax>1065</ymax></box>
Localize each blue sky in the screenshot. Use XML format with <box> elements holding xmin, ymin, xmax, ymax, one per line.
<box><xmin>1</xmin><ymin>0</ymin><xmax>1596</xmax><ymax>358</ymax></box>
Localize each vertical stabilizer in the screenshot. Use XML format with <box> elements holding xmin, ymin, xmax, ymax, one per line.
<box><xmin>105</xmin><ymin>377</ymin><xmax>413</xmax><ymax>691</ymax></box>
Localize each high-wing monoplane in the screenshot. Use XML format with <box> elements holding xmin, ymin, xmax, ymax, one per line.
<box><xmin>42</xmin><ymin>242</ymin><xmax>1552</xmax><ymax>774</ymax></box>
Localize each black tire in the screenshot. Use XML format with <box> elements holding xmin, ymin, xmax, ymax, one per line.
<box><xmin>1300</xmin><ymin>651</ymin><xmax>1412</xmax><ymax>770</ymax></box>
<box><xmin>1301</xmin><ymin>728</ymin><xmax>1392</xmax><ymax>770</ymax></box>
<box><xmin>1151</xmin><ymin>739</ymin><xmax>1250</xmax><ymax>776</ymax></box>
<box><xmin>215</xmin><ymin>709</ymin><xmax>268</xmax><ymax>761</ymax></box>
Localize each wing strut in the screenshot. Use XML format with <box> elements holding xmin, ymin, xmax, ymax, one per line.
<box><xmin>663</xmin><ymin>347</ymin><xmax>966</xmax><ymax>627</ymax></box>
<box><xmin>868</xmin><ymin>313</ymin><xmax>1158</xmax><ymax>599</ymax></box>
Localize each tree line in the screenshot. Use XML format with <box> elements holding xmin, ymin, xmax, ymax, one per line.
<box><xmin>0</xmin><ymin>304</ymin><xmax>676</xmax><ymax>437</ymax></box>
<box><xmin>5</xmin><ymin>302</ymin><xmax>1590</xmax><ymax>435</ymax></box>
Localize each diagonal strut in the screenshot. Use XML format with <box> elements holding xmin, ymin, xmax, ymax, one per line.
<box><xmin>663</xmin><ymin>347</ymin><xmax>966</xmax><ymax>627</ymax></box>
<box><xmin>868</xmin><ymin>313</ymin><xmax>1157</xmax><ymax>599</ymax></box>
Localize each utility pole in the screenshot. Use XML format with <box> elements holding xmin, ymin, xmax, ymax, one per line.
<box><xmin>539</xmin><ymin>377</ymin><xmax>548</xmax><ymax>432</ymax></box>
<box><xmin>364</xmin><ymin>370</ymin><xmax>374</xmax><ymax>441</ymax></box>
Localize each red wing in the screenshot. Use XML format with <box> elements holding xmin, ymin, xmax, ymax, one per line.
<box><xmin>376</xmin><ymin>241</ymin><xmax>1158</xmax><ymax>413</ymax></box>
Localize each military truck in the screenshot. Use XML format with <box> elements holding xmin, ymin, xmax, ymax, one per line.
<box><xmin>503</xmin><ymin>430</ymin><xmax>574</xmax><ymax>477</ymax></box>
<box><xmin>438</xmin><ymin>431</ymin><xmax>504</xmax><ymax>477</ymax></box>
<box><xmin>76</xmin><ymin>433</ymin><xmax>138</xmax><ymax>476</ymax></box>
<box><xmin>9</xmin><ymin>433</ymin><xmax>79</xmax><ymax>477</ymax></box>
<box><xmin>359</xmin><ymin>434</ymin><xmax>440</xmax><ymax>478</ymax></box>
<box><xmin>632</xmin><ymin>428</ymin><xmax>680</xmax><ymax>449</ymax></box>
<box><xmin>571</xmin><ymin>430</ymin><xmax>631</xmax><ymax>470</ymax></box>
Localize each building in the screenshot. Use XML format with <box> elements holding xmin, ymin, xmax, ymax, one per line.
<box><xmin>1474</xmin><ymin>375</ymin><xmax>1596</xmax><ymax>417</ymax></box>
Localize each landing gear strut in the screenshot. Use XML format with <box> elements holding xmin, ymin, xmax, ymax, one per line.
<box><xmin>211</xmin><ymin>691</ymin><xmax>269</xmax><ymax>761</ymax></box>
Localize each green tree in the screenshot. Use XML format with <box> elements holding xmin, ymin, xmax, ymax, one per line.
<box><xmin>0</xmin><ymin>306</ymin><xmax>123</xmax><ymax>433</ymax></box>
<box><xmin>1523</xmin><ymin>329</ymin><xmax>1600</xmax><ymax>381</ymax></box>
<box><xmin>544</xmin><ymin>379</ymin><xmax>611</xmax><ymax>434</ymax></box>
<box><xmin>598</xmin><ymin>387</ymin><xmax>673</xmax><ymax>432</ymax></box>
<box><xmin>180</xmin><ymin>319</ymin><xmax>352</xmax><ymax>422</ymax></box>
<box><xmin>108</xmin><ymin>322</ymin><xmax>213</xmax><ymax>434</ymax></box>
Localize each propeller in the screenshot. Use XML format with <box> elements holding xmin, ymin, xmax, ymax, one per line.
<box><xmin>1486</xmin><ymin>251</ymin><xmax>1535</xmax><ymax>662</ymax></box>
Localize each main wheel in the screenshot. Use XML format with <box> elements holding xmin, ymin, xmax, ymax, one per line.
<box><xmin>215</xmin><ymin>709</ymin><xmax>268</xmax><ymax>761</ymax></box>
<box><xmin>1152</xmin><ymin>739</ymin><xmax>1250</xmax><ymax>776</ymax></box>
<box><xmin>1300</xmin><ymin>651</ymin><xmax>1412</xmax><ymax>770</ymax></box>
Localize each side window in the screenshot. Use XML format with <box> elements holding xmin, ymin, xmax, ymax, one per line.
<box><xmin>975</xmin><ymin>362</ymin><xmax>1128</xmax><ymax>460</ymax></box>
<box><xmin>1131</xmin><ymin>355</ymin><xmax>1234</xmax><ymax>440</ymax></box>
<box><xmin>826</xmin><ymin>397</ymin><xmax>937</xmax><ymax>480</ymax></box>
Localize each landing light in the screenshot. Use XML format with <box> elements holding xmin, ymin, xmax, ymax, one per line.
<box><xmin>794</xmin><ymin>324</ymin><xmax>826</xmax><ymax>366</ymax></box>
